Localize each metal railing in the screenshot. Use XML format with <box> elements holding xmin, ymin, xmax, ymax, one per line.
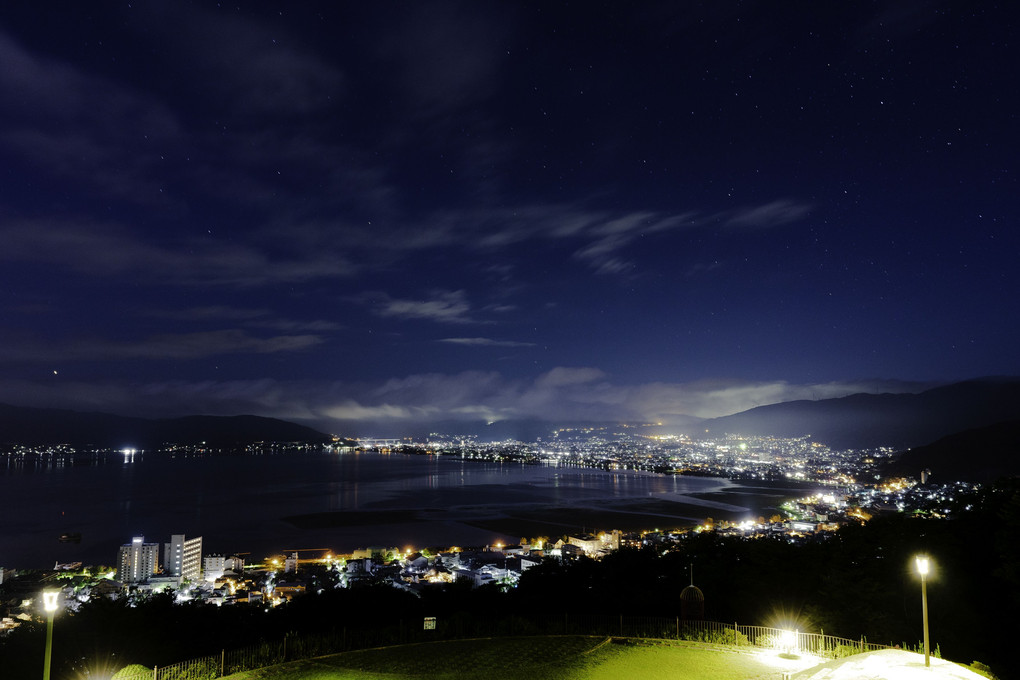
<box><xmin>109</xmin><ymin>615</ymin><xmax>897</xmax><ymax>680</ymax></box>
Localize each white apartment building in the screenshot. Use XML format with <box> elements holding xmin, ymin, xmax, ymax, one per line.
<box><xmin>165</xmin><ymin>534</ymin><xmax>203</xmax><ymax>582</ymax></box>
<box><xmin>117</xmin><ymin>536</ymin><xmax>160</xmax><ymax>583</ymax></box>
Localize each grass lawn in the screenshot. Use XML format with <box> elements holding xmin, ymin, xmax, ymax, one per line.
<box><xmin>222</xmin><ymin>636</ymin><xmax>820</xmax><ymax>680</ymax></box>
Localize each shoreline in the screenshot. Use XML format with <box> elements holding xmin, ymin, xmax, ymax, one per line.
<box><xmin>277</xmin><ymin>476</ymin><xmax>821</xmax><ymax>546</ymax></box>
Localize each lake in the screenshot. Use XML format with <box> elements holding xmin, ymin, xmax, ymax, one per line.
<box><xmin>1</xmin><ymin>449</ymin><xmax>817</xmax><ymax>569</ymax></box>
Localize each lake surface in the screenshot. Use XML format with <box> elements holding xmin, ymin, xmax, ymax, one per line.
<box><xmin>1</xmin><ymin>450</ymin><xmax>817</xmax><ymax>569</ymax></box>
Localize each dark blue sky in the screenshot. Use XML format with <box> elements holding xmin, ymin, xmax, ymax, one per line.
<box><xmin>0</xmin><ymin>2</ymin><xmax>1016</xmax><ymax>434</ymax></box>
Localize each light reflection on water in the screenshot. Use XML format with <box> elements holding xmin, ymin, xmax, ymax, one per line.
<box><xmin>0</xmin><ymin>449</ymin><xmax>800</xmax><ymax>569</ymax></box>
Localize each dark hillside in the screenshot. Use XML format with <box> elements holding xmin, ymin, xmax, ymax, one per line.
<box><xmin>694</xmin><ymin>378</ymin><xmax>1020</xmax><ymax>449</ymax></box>
<box><xmin>0</xmin><ymin>404</ymin><xmax>333</xmax><ymax>448</ymax></box>
<box><xmin>881</xmin><ymin>419</ymin><xmax>1020</xmax><ymax>483</ymax></box>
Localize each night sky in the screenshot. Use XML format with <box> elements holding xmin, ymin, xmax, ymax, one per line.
<box><xmin>0</xmin><ymin>2</ymin><xmax>1016</xmax><ymax>434</ymax></box>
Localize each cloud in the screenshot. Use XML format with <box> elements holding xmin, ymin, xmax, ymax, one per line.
<box><xmin>0</xmin><ymin>30</ymin><xmax>183</xmax><ymax>201</ymax></box>
<box><xmin>323</xmin><ymin>401</ymin><xmax>429</xmax><ymax>422</ymax></box>
<box><xmin>399</xmin><ymin>202</ymin><xmax>805</xmax><ymax>276</ymax></box>
<box><xmin>438</xmin><ymin>337</ymin><xmax>534</xmax><ymax>348</ymax></box>
<box><xmin>115</xmin><ymin>331</ymin><xmax>323</xmax><ymax>359</ymax></box>
<box><xmin>534</xmin><ymin>367</ymin><xmax>607</xmax><ymax>388</ymax></box>
<box><xmin>621</xmin><ymin>378</ymin><xmax>929</xmax><ymax>421</ymax></box>
<box><xmin>151</xmin><ymin>306</ymin><xmax>343</xmax><ymax>332</ymax></box>
<box><xmin>0</xmin><ymin>217</ymin><xmax>356</xmax><ymax>287</ymax></box>
<box><xmin>0</xmin><ymin>17</ymin><xmax>813</xmax><ymax>311</ymax></box>
<box><xmin>0</xmin><ymin>330</ymin><xmax>323</xmax><ymax>363</ymax></box>
<box><xmin>0</xmin><ymin>372</ymin><xmax>931</xmax><ymax>435</ymax></box>
<box><xmin>371</xmin><ymin>371</ymin><xmax>507</xmax><ymax>408</ymax></box>
<box><xmin>722</xmin><ymin>200</ymin><xmax>812</xmax><ymax>230</ymax></box>
<box><xmin>153</xmin><ymin>306</ymin><xmax>273</xmax><ymax>322</ymax></box>
<box><xmin>0</xmin><ymin>195</ymin><xmax>808</xmax><ymax>295</ymax></box>
<box><xmin>357</xmin><ymin>290</ymin><xmax>478</xmax><ymax>324</ymax></box>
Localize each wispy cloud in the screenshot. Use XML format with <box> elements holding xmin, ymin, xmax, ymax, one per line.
<box><xmin>0</xmin><ymin>330</ymin><xmax>323</xmax><ymax>363</ymax></box>
<box><xmin>722</xmin><ymin>200</ymin><xmax>812</xmax><ymax>230</ymax></box>
<box><xmin>357</xmin><ymin>290</ymin><xmax>479</xmax><ymax>324</ymax></box>
<box><xmin>394</xmin><ymin>202</ymin><xmax>808</xmax><ymax>276</ymax></box>
<box><xmin>438</xmin><ymin>337</ymin><xmax>534</xmax><ymax>347</ymax></box>
<box><xmin>0</xmin><ymin>217</ymin><xmax>355</xmax><ymax>287</ymax></box>
<box><xmin>150</xmin><ymin>306</ymin><xmax>343</xmax><ymax>333</ymax></box>
<box><xmin>150</xmin><ymin>306</ymin><xmax>273</xmax><ymax>322</ymax></box>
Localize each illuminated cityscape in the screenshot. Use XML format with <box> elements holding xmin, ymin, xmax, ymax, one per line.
<box><xmin>0</xmin><ymin>1</ymin><xmax>1016</xmax><ymax>676</ymax></box>
<box><xmin>0</xmin><ymin>430</ymin><xmax>978</xmax><ymax>627</ymax></box>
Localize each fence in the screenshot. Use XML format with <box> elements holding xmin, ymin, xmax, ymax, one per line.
<box><xmin>112</xmin><ymin>615</ymin><xmax>896</xmax><ymax>680</ymax></box>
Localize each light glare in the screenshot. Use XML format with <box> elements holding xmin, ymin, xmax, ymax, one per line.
<box><xmin>42</xmin><ymin>590</ymin><xmax>59</xmax><ymax>612</ymax></box>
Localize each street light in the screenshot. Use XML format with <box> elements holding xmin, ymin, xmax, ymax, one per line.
<box><xmin>915</xmin><ymin>555</ymin><xmax>930</xmax><ymax>667</ymax></box>
<box><xmin>42</xmin><ymin>589</ymin><xmax>60</xmax><ymax>680</ymax></box>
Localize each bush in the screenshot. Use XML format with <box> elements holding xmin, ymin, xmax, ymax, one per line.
<box><xmin>969</xmin><ymin>660</ymin><xmax>999</xmax><ymax>680</ymax></box>
<box><xmin>829</xmin><ymin>643</ymin><xmax>862</xmax><ymax>659</ymax></box>
<box><xmin>694</xmin><ymin>628</ymin><xmax>749</xmax><ymax>646</ymax></box>
<box><xmin>112</xmin><ymin>664</ymin><xmax>152</xmax><ymax>680</ymax></box>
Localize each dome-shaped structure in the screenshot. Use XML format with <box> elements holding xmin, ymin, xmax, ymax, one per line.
<box><xmin>679</xmin><ymin>564</ymin><xmax>704</xmax><ymax>620</ymax></box>
<box><xmin>679</xmin><ymin>583</ymin><xmax>705</xmax><ymax>620</ymax></box>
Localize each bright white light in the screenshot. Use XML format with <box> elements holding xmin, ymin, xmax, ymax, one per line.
<box><xmin>779</xmin><ymin>629</ymin><xmax>797</xmax><ymax>649</ymax></box>
<box><xmin>915</xmin><ymin>555</ymin><xmax>930</xmax><ymax>576</ymax></box>
<box><xmin>43</xmin><ymin>590</ymin><xmax>59</xmax><ymax>612</ymax></box>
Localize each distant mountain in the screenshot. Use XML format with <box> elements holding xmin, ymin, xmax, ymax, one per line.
<box><xmin>881</xmin><ymin>420</ymin><xmax>1020</xmax><ymax>484</ymax></box>
<box><xmin>691</xmin><ymin>377</ymin><xmax>1020</xmax><ymax>449</ymax></box>
<box><xmin>0</xmin><ymin>404</ymin><xmax>334</xmax><ymax>448</ymax></box>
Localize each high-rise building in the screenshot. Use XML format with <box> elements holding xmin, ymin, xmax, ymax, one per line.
<box><xmin>117</xmin><ymin>536</ymin><xmax>160</xmax><ymax>583</ymax></box>
<box><xmin>165</xmin><ymin>534</ymin><xmax>203</xmax><ymax>582</ymax></box>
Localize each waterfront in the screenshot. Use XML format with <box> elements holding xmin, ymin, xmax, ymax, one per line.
<box><xmin>1</xmin><ymin>449</ymin><xmax>819</xmax><ymax>568</ymax></box>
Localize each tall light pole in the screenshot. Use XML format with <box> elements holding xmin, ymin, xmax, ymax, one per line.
<box><xmin>915</xmin><ymin>555</ymin><xmax>930</xmax><ymax>667</ymax></box>
<box><xmin>42</xmin><ymin>589</ymin><xmax>59</xmax><ymax>680</ymax></box>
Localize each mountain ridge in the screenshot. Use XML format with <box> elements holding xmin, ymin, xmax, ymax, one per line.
<box><xmin>690</xmin><ymin>377</ymin><xmax>1020</xmax><ymax>449</ymax></box>
<box><xmin>3</xmin><ymin>377</ymin><xmax>1019</xmax><ymax>451</ymax></box>
<box><xmin>0</xmin><ymin>403</ymin><xmax>334</xmax><ymax>448</ymax></box>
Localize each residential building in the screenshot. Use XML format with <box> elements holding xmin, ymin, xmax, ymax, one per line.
<box><xmin>204</xmin><ymin>555</ymin><xmax>226</xmax><ymax>582</ymax></box>
<box><xmin>117</xmin><ymin>536</ymin><xmax>160</xmax><ymax>583</ymax></box>
<box><xmin>165</xmin><ymin>534</ymin><xmax>203</xmax><ymax>582</ymax></box>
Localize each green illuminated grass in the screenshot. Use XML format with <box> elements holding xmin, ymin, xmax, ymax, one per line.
<box><xmin>222</xmin><ymin>636</ymin><xmax>816</xmax><ymax>680</ymax></box>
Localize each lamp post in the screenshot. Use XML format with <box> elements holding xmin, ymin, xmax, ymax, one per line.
<box><xmin>42</xmin><ymin>589</ymin><xmax>59</xmax><ymax>680</ymax></box>
<box><xmin>915</xmin><ymin>555</ymin><xmax>930</xmax><ymax>667</ymax></box>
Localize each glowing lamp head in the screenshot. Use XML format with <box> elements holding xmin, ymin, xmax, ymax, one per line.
<box><xmin>915</xmin><ymin>555</ymin><xmax>930</xmax><ymax>576</ymax></box>
<box><xmin>42</xmin><ymin>590</ymin><xmax>60</xmax><ymax>613</ymax></box>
